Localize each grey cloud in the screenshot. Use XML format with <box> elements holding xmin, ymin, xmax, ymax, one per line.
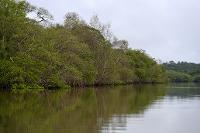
<box><xmin>27</xmin><ymin>0</ymin><xmax>200</xmax><ymax>63</ymax></box>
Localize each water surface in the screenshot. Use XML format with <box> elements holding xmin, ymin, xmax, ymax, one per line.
<box><xmin>0</xmin><ymin>83</ymin><xmax>200</xmax><ymax>133</ymax></box>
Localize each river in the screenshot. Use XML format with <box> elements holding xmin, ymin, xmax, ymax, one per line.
<box><xmin>0</xmin><ymin>83</ymin><xmax>200</xmax><ymax>133</ymax></box>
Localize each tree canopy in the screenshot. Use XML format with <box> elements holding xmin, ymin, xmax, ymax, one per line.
<box><xmin>0</xmin><ymin>0</ymin><xmax>167</xmax><ymax>89</ymax></box>
<box><xmin>163</xmin><ymin>61</ymin><xmax>200</xmax><ymax>82</ymax></box>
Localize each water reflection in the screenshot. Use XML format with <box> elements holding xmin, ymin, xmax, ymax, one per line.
<box><xmin>0</xmin><ymin>84</ymin><xmax>200</xmax><ymax>133</ymax></box>
<box><xmin>100</xmin><ymin>83</ymin><xmax>200</xmax><ymax>133</ymax></box>
<box><xmin>167</xmin><ymin>83</ymin><xmax>200</xmax><ymax>98</ymax></box>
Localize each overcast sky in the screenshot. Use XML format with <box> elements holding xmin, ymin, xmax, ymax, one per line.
<box><xmin>27</xmin><ymin>0</ymin><xmax>200</xmax><ymax>63</ymax></box>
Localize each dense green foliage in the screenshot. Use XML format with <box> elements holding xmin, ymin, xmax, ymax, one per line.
<box><xmin>0</xmin><ymin>0</ymin><xmax>167</xmax><ymax>89</ymax></box>
<box><xmin>166</xmin><ymin>70</ymin><xmax>192</xmax><ymax>82</ymax></box>
<box><xmin>164</xmin><ymin>61</ymin><xmax>200</xmax><ymax>82</ymax></box>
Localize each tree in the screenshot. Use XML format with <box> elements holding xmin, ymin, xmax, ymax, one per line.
<box><xmin>24</xmin><ymin>2</ymin><xmax>53</xmax><ymax>25</ymax></box>
<box><xmin>167</xmin><ymin>70</ymin><xmax>192</xmax><ymax>82</ymax></box>
<box><xmin>89</xmin><ymin>15</ymin><xmax>101</xmax><ymax>30</ymax></box>
<box><xmin>24</xmin><ymin>1</ymin><xmax>37</xmax><ymax>13</ymax></box>
<box><xmin>0</xmin><ymin>0</ymin><xmax>27</xmax><ymax>59</ymax></box>
<box><xmin>0</xmin><ymin>1</ymin><xmax>167</xmax><ymax>89</ymax></box>
<box><xmin>90</xmin><ymin>15</ymin><xmax>113</xmax><ymax>42</ymax></box>
<box><xmin>36</xmin><ymin>8</ymin><xmax>53</xmax><ymax>23</ymax></box>
<box><xmin>112</xmin><ymin>40</ymin><xmax>129</xmax><ymax>50</ymax></box>
<box><xmin>64</xmin><ymin>12</ymin><xmax>86</xmax><ymax>29</ymax></box>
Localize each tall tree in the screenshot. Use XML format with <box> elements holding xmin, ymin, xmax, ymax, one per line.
<box><xmin>0</xmin><ymin>0</ymin><xmax>26</xmax><ymax>58</ymax></box>
<box><xmin>64</xmin><ymin>12</ymin><xmax>85</xmax><ymax>29</ymax></box>
<box><xmin>90</xmin><ymin>15</ymin><xmax>113</xmax><ymax>42</ymax></box>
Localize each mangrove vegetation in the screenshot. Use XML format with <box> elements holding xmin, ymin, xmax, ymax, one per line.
<box><xmin>0</xmin><ymin>0</ymin><xmax>167</xmax><ymax>89</ymax></box>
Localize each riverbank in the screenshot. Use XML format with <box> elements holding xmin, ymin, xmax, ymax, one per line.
<box><xmin>0</xmin><ymin>1</ymin><xmax>167</xmax><ymax>90</ymax></box>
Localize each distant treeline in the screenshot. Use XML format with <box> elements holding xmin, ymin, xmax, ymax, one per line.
<box><xmin>163</xmin><ymin>61</ymin><xmax>200</xmax><ymax>82</ymax></box>
<box><xmin>0</xmin><ymin>0</ymin><xmax>167</xmax><ymax>89</ymax></box>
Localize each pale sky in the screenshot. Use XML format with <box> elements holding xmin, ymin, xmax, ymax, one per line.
<box><xmin>27</xmin><ymin>0</ymin><xmax>200</xmax><ymax>63</ymax></box>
